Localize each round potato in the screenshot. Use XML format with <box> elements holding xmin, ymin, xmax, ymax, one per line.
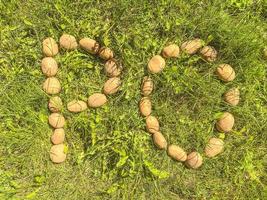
<box><xmin>88</xmin><ymin>93</ymin><xmax>107</xmax><ymax>108</ymax></box>
<box><xmin>152</xmin><ymin>131</ymin><xmax>167</xmax><ymax>150</ymax></box>
<box><xmin>181</xmin><ymin>38</ymin><xmax>203</xmax><ymax>55</ymax></box>
<box><xmin>139</xmin><ymin>97</ymin><xmax>152</xmax><ymax>117</ymax></box>
<box><xmin>104</xmin><ymin>59</ymin><xmax>122</xmax><ymax>77</ymax></box>
<box><xmin>59</xmin><ymin>34</ymin><xmax>78</xmax><ymax>50</ymax></box>
<box><xmin>216</xmin><ymin>64</ymin><xmax>236</xmax><ymax>82</ymax></box>
<box><xmin>41</xmin><ymin>57</ymin><xmax>58</xmax><ymax>77</ymax></box>
<box><xmin>50</xmin><ymin>144</ymin><xmax>66</xmax><ymax>163</ymax></box>
<box><xmin>141</xmin><ymin>76</ymin><xmax>153</xmax><ymax>96</ymax></box>
<box><xmin>103</xmin><ymin>77</ymin><xmax>121</xmax><ymax>95</ymax></box>
<box><xmin>67</xmin><ymin>100</ymin><xmax>87</xmax><ymax>113</ymax></box>
<box><xmin>51</xmin><ymin>128</ymin><xmax>65</xmax><ymax>145</ymax></box>
<box><xmin>148</xmin><ymin>55</ymin><xmax>166</xmax><ymax>74</ymax></box>
<box><xmin>99</xmin><ymin>47</ymin><xmax>114</xmax><ymax>60</ymax></box>
<box><xmin>48</xmin><ymin>113</ymin><xmax>65</xmax><ymax>128</ymax></box>
<box><xmin>42</xmin><ymin>37</ymin><xmax>58</xmax><ymax>57</ymax></box>
<box><xmin>146</xmin><ymin>115</ymin><xmax>159</xmax><ymax>134</ymax></box>
<box><xmin>224</xmin><ymin>88</ymin><xmax>240</xmax><ymax>106</ymax></box>
<box><xmin>216</xmin><ymin>112</ymin><xmax>234</xmax><ymax>133</ymax></box>
<box><xmin>200</xmin><ymin>46</ymin><xmax>217</xmax><ymax>62</ymax></box>
<box><xmin>167</xmin><ymin>145</ymin><xmax>187</xmax><ymax>162</ymax></box>
<box><xmin>162</xmin><ymin>44</ymin><xmax>180</xmax><ymax>58</ymax></box>
<box><xmin>205</xmin><ymin>137</ymin><xmax>224</xmax><ymax>158</ymax></box>
<box><xmin>79</xmin><ymin>38</ymin><xmax>100</xmax><ymax>54</ymax></box>
<box><xmin>43</xmin><ymin>77</ymin><xmax>61</xmax><ymax>94</ymax></box>
<box><xmin>48</xmin><ymin>96</ymin><xmax>63</xmax><ymax>112</ymax></box>
<box><xmin>185</xmin><ymin>152</ymin><xmax>203</xmax><ymax>169</ymax></box>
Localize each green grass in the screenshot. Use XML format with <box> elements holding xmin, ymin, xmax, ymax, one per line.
<box><xmin>0</xmin><ymin>0</ymin><xmax>267</xmax><ymax>199</ymax></box>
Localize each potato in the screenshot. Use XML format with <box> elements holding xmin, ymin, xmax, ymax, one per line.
<box><xmin>148</xmin><ymin>55</ymin><xmax>166</xmax><ymax>74</ymax></box>
<box><xmin>50</xmin><ymin>144</ymin><xmax>66</xmax><ymax>163</ymax></box>
<box><xmin>88</xmin><ymin>93</ymin><xmax>107</xmax><ymax>108</ymax></box>
<box><xmin>216</xmin><ymin>112</ymin><xmax>234</xmax><ymax>133</ymax></box>
<box><xmin>48</xmin><ymin>96</ymin><xmax>63</xmax><ymax>112</ymax></box>
<box><xmin>43</xmin><ymin>77</ymin><xmax>61</xmax><ymax>94</ymax></box>
<box><xmin>199</xmin><ymin>46</ymin><xmax>217</xmax><ymax>62</ymax></box>
<box><xmin>167</xmin><ymin>145</ymin><xmax>187</xmax><ymax>162</ymax></box>
<box><xmin>48</xmin><ymin>113</ymin><xmax>65</xmax><ymax>128</ymax></box>
<box><xmin>216</xmin><ymin>64</ymin><xmax>236</xmax><ymax>82</ymax></box>
<box><xmin>141</xmin><ymin>76</ymin><xmax>153</xmax><ymax>96</ymax></box>
<box><xmin>185</xmin><ymin>152</ymin><xmax>203</xmax><ymax>169</ymax></box>
<box><xmin>79</xmin><ymin>38</ymin><xmax>100</xmax><ymax>54</ymax></box>
<box><xmin>51</xmin><ymin>128</ymin><xmax>65</xmax><ymax>145</ymax></box>
<box><xmin>59</xmin><ymin>34</ymin><xmax>78</xmax><ymax>50</ymax></box>
<box><xmin>104</xmin><ymin>59</ymin><xmax>122</xmax><ymax>77</ymax></box>
<box><xmin>41</xmin><ymin>57</ymin><xmax>58</xmax><ymax>77</ymax></box>
<box><xmin>162</xmin><ymin>44</ymin><xmax>180</xmax><ymax>58</ymax></box>
<box><xmin>224</xmin><ymin>88</ymin><xmax>240</xmax><ymax>106</ymax></box>
<box><xmin>152</xmin><ymin>131</ymin><xmax>167</xmax><ymax>149</ymax></box>
<box><xmin>99</xmin><ymin>47</ymin><xmax>114</xmax><ymax>60</ymax></box>
<box><xmin>205</xmin><ymin>137</ymin><xmax>224</xmax><ymax>158</ymax></box>
<box><xmin>139</xmin><ymin>97</ymin><xmax>152</xmax><ymax>117</ymax></box>
<box><xmin>181</xmin><ymin>38</ymin><xmax>203</xmax><ymax>55</ymax></box>
<box><xmin>67</xmin><ymin>100</ymin><xmax>87</xmax><ymax>113</ymax></box>
<box><xmin>103</xmin><ymin>77</ymin><xmax>121</xmax><ymax>95</ymax></box>
<box><xmin>146</xmin><ymin>115</ymin><xmax>159</xmax><ymax>134</ymax></box>
<box><xmin>42</xmin><ymin>37</ymin><xmax>58</xmax><ymax>57</ymax></box>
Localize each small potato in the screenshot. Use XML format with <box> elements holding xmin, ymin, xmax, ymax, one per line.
<box><xmin>103</xmin><ymin>77</ymin><xmax>121</xmax><ymax>95</ymax></box>
<box><xmin>99</xmin><ymin>47</ymin><xmax>114</xmax><ymax>60</ymax></box>
<box><xmin>167</xmin><ymin>145</ymin><xmax>187</xmax><ymax>162</ymax></box>
<box><xmin>148</xmin><ymin>55</ymin><xmax>166</xmax><ymax>74</ymax></box>
<box><xmin>79</xmin><ymin>38</ymin><xmax>100</xmax><ymax>54</ymax></box>
<box><xmin>50</xmin><ymin>144</ymin><xmax>66</xmax><ymax>163</ymax></box>
<box><xmin>48</xmin><ymin>113</ymin><xmax>65</xmax><ymax>128</ymax></box>
<box><xmin>48</xmin><ymin>96</ymin><xmax>63</xmax><ymax>112</ymax></box>
<box><xmin>199</xmin><ymin>46</ymin><xmax>217</xmax><ymax>62</ymax></box>
<box><xmin>41</xmin><ymin>57</ymin><xmax>58</xmax><ymax>77</ymax></box>
<box><xmin>67</xmin><ymin>100</ymin><xmax>87</xmax><ymax>113</ymax></box>
<box><xmin>216</xmin><ymin>64</ymin><xmax>236</xmax><ymax>82</ymax></box>
<box><xmin>59</xmin><ymin>34</ymin><xmax>78</xmax><ymax>50</ymax></box>
<box><xmin>146</xmin><ymin>115</ymin><xmax>159</xmax><ymax>134</ymax></box>
<box><xmin>224</xmin><ymin>88</ymin><xmax>240</xmax><ymax>106</ymax></box>
<box><xmin>139</xmin><ymin>97</ymin><xmax>152</xmax><ymax>117</ymax></box>
<box><xmin>42</xmin><ymin>37</ymin><xmax>59</xmax><ymax>57</ymax></box>
<box><xmin>185</xmin><ymin>152</ymin><xmax>203</xmax><ymax>169</ymax></box>
<box><xmin>43</xmin><ymin>77</ymin><xmax>61</xmax><ymax>94</ymax></box>
<box><xmin>152</xmin><ymin>131</ymin><xmax>167</xmax><ymax>150</ymax></box>
<box><xmin>181</xmin><ymin>38</ymin><xmax>203</xmax><ymax>55</ymax></box>
<box><xmin>162</xmin><ymin>44</ymin><xmax>180</xmax><ymax>58</ymax></box>
<box><xmin>104</xmin><ymin>59</ymin><xmax>122</xmax><ymax>77</ymax></box>
<box><xmin>51</xmin><ymin>128</ymin><xmax>65</xmax><ymax>145</ymax></box>
<box><xmin>88</xmin><ymin>93</ymin><xmax>107</xmax><ymax>108</ymax></box>
<box><xmin>141</xmin><ymin>76</ymin><xmax>153</xmax><ymax>96</ymax></box>
<box><xmin>216</xmin><ymin>112</ymin><xmax>234</xmax><ymax>133</ymax></box>
<box><xmin>205</xmin><ymin>138</ymin><xmax>224</xmax><ymax>158</ymax></box>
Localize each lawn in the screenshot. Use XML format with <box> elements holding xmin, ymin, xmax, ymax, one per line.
<box><xmin>0</xmin><ymin>0</ymin><xmax>267</xmax><ymax>199</ymax></box>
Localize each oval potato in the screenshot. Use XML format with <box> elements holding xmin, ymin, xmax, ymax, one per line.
<box><xmin>162</xmin><ymin>44</ymin><xmax>180</xmax><ymax>58</ymax></box>
<box><xmin>224</xmin><ymin>88</ymin><xmax>240</xmax><ymax>106</ymax></box>
<box><xmin>148</xmin><ymin>55</ymin><xmax>166</xmax><ymax>74</ymax></box>
<box><xmin>67</xmin><ymin>100</ymin><xmax>87</xmax><ymax>113</ymax></box>
<box><xmin>152</xmin><ymin>131</ymin><xmax>167</xmax><ymax>150</ymax></box>
<box><xmin>79</xmin><ymin>38</ymin><xmax>100</xmax><ymax>54</ymax></box>
<box><xmin>88</xmin><ymin>93</ymin><xmax>107</xmax><ymax>108</ymax></box>
<box><xmin>42</xmin><ymin>37</ymin><xmax>58</xmax><ymax>57</ymax></box>
<box><xmin>167</xmin><ymin>145</ymin><xmax>187</xmax><ymax>162</ymax></box>
<box><xmin>185</xmin><ymin>152</ymin><xmax>203</xmax><ymax>169</ymax></box>
<box><xmin>205</xmin><ymin>137</ymin><xmax>224</xmax><ymax>158</ymax></box>
<box><xmin>51</xmin><ymin>128</ymin><xmax>65</xmax><ymax>145</ymax></box>
<box><xmin>104</xmin><ymin>59</ymin><xmax>122</xmax><ymax>77</ymax></box>
<box><xmin>139</xmin><ymin>97</ymin><xmax>152</xmax><ymax>117</ymax></box>
<box><xmin>216</xmin><ymin>112</ymin><xmax>234</xmax><ymax>133</ymax></box>
<box><xmin>181</xmin><ymin>38</ymin><xmax>203</xmax><ymax>55</ymax></box>
<box><xmin>99</xmin><ymin>47</ymin><xmax>114</xmax><ymax>60</ymax></box>
<box><xmin>146</xmin><ymin>115</ymin><xmax>159</xmax><ymax>134</ymax></box>
<box><xmin>48</xmin><ymin>96</ymin><xmax>63</xmax><ymax>112</ymax></box>
<box><xmin>216</xmin><ymin>64</ymin><xmax>236</xmax><ymax>82</ymax></box>
<box><xmin>48</xmin><ymin>113</ymin><xmax>65</xmax><ymax>128</ymax></box>
<box><xmin>43</xmin><ymin>77</ymin><xmax>61</xmax><ymax>94</ymax></box>
<box><xmin>103</xmin><ymin>77</ymin><xmax>121</xmax><ymax>95</ymax></box>
<box><xmin>199</xmin><ymin>46</ymin><xmax>217</xmax><ymax>62</ymax></box>
<box><xmin>50</xmin><ymin>144</ymin><xmax>66</xmax><ymax>163</ymax></box>
<box><xmin>59</xmin><ymin>34</ymin><xmax>78</xmax><ymax>50</ymax></box>
<box><xmin>41</xmin><ymin>57</ymin><xmax>58</xmax><ymax>77</ymax></box>
<box><xmin>141</xmin><ymin>76</ymin><xmax>153</xmax><ymax>96</ymax></box>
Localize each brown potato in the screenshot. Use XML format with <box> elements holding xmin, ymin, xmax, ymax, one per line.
<box><xmin>79</xmin><ymin>38</ymin><xmax>100</xmax><ymax>54</ymax></box>
<box><xmin>148</xmin><ymin>55</ymin><xmax>166</xmax><ymax>73</ymax></box>
<box><xmin>43</xmin><ymin>77</ymin><xmax>61</xmax><ymax>94</ymax></box>
<box><xmin>199</xmin><ymin>46</ymin><xmax>217</xmax><ymax>62</ymax></box>
<box><xmin>51</xmin><ymin>128</ymin><xmax>65</xmax><ymax>145</ymax></box>
<box><xmin>99</xmin><ymin>47</ymin><xmax>114</xmax><ymax>60</ymax></box>
<box><xmin>104</xmin><ymin>59</ymin><xmax>122</xmax><ymax>77</ymax></box>
<box><xmin>185</xmin><ymin>152</ymin><xmax>203</xmax><ymax>169</ymax></box>
<box><xmin>41</xmin><ymin>57</ymin><xmax>58</xmax><ymax>77</ymax></box>
<box><xmin>48</xmin><ymin>96</ymin><xmax>63</xmax><ymax>112</ymax></box>
<box><xmin>167</xmin><ymin>145</ymin><xmax>187</xmax><ymax>162</ymax></box>
<box><xmin>181</xmin><ymin>38</ymin><xmax>203</xmax><ymax>54</ymax></box>
<box><xmin>50</xmin><ymin>144</ymin><xmax>66</xmax><ymax>163</ymax></box>
<box><xmin>152</xmin><ymin>131</ymin><xmax>167</xmax><ymax>149</ymax></box>
<box><xmin>67</xmin><ymin>100</ymin><xmax>87</xmax><ymax>113</ymax></box>
<box><xmin>48</xmin><ymin>113</ymin><xmax>65</xmax><ymax>128</ymax></box>
<box><xmin>103</xmin><ymin>77</ymin><xmax>121</xmax><ymax>95</ymax></box>
<box><xmin>205</xmin><ymin>138</ymin><xmax>224</xmax><ymax>158</ymax></box>
<box><xmin>141</xmin><ymin>76</ymin><xmax>153</xmax><ymax>96</ymax></box>
<box><xmin>146</xmin><ymin>115</ymin><xmax>159</xmax><ymax>134</ymax></box>
<box><xmin>59</xmin><ymin>34</ymin><xmax>78</xmax><ymax>50</ymax></box>
<box><xmin>224</xmin><ymin>88</ymin><xmax>240</xmax><ymax>106</ymax></box>
<box><xmin>139</xmin><ymin>97</ymin><xmax>152</xmax><ymax>117</ymax></box>
<box><xmin>216</xmin><ymin>64</ymin><xmax>236</xmax><ymax>82</ymax></box>
<box><xmin>162</xmin><ymin>44</ymin><xmax>180</xmax><ymax>58</ymax></box>
<box><xmin>42</xmin><ymin>37</ymin><xmax>58</xmax><ymax>57</ymax></box>
<box><xmin>88</xmin><ymin>93</ymin><xmax>107</xmax><ymax>108</ymax></box>
<box><xmin>216</xmin><ymin>112</ymin><xmax>234</xmax><ymax>133</ymax></box>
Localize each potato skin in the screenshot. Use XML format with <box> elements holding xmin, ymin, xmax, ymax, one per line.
<box><xmin>104</xmin><ymin>59</ymin><xmax>122</xmax><ymax>77</ymax></box>
<box><xmin>146</xmin><ymin>115</ymin><xmax>159</xmax><ymax>134</ymax></box>
<box><xmin>48</xmin><ymin>96</ymin><xmax>63</xmax><ymax>112</ymax></box>
<box><xmin>200</xmin><ymin>46</ymin><xmax>217</xmax><ymax>62</ymax></box>
<box><xmin>152</xmin><ymin>131</ymin><xmax>167</xmax><ymax>149</ymax></box>
<box><xmin>162</xmin><ymin>44</ymin><xmax>180</xmax><ymax>58</ymax></box>
<box><xmin>99</xmin><ymin>47</ymin><xmax>114</xmax><ymax>60</ymax></box>
<box><xmin>42</xmin><ymin>37</ymin><xmax>58</xmax><ymax>57</ymax></box>
<box><xmin>88</xmin><ymin>93</ymin><xmax>107</xmax><ymax>108</ymax></box>
<box><xmin>216</xmin><ymin>64</ymin><xmax>236</xmax><ymax>82</ymax></box>
<box><xmin>139</xmin><ymin>97</ymin><xmax>152</xmax><ymax>117</ymax></box>
<box><xmin>216</xmin><ymin>112</ymin><xmax>234</xmax><ymax>133</ymax></box>
<box><xmin>205</xmin><ymin>138</ymin><xmax>224</xmax><ymax>158</ymax></box>
<box><xmin>224</xmin><ymin>88</ymin><xmax>240</xmax><ymax>106</ymax></box>
<box><xmin>181</xmin><ymin>39</ymin><xmax>203</xmax><ymax>54</ymax></box>
<box><xmin>67</xmin><ymin>100</ymin><xmax>87</xmax><ymax>113</ymax></box>
<box><xmin>50</xmin><ymin>144</ymin><xmax>66</xmax><ymax>163</ymax></box>
<box><xmin>167</xmin><ymin>145</ymin><xmax>187</xmax><ymax>162</ymax></box>
<box><xmin>141</xmin><ymin>76</ymin><xmax>153</xmax><ymax>96</ymax></box>
<box><xmin>103</xmin><ymin>77</ymin><xmax>121</xmax><ymax>95</ymax></box>
<box><xmin>79</xmin><ymin>38</ymin><xmax>100</xmax><ymax>54</ymax></box>
<box><xmin>59</xmin><ymin>34</ymin><xmax>78</xmax><ymax>50</ymax></box>
<box><xmin>43</xmin><ymin>77</ymin><xmax>61</xmax><ymax>94</ymax></box>
<box><xmin>51</xmin><ymin>128</ymin><xmax>65</xmax><ymax>145</ymax></box>
<box><xmin>185</xmin><ymin>152</ymin><xmax>203</xmax><ymax>169</ymax></box>
<box><xmin>148</xmin><ymin>55</ymin><xmax>166</xmax><ymax>74</ymax></box>
<box><xmin>41</xmin><ymin>57</ymin><xmax>58</xmax><ymax>77</ymax></box>
<box><xmin>48</xmin><ymin>113</ymin><xmax>65</xmax><ymax>128</ymax></box>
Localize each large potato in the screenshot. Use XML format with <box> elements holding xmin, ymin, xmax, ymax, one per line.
<box><xmin>99</xmin><ymin>47</ymin><xmax>114</xmax><ymax>60</ymax></box>
<box><xmin>224</xmin><ymin>88</ymin><xmax>240</xmax><ymax>106</ymax></box>
<box><xmin>205</xmin><ymin>138</ymin><xmax>224</xmax><ymax>158</ymax></box>
<box><xmin>41</xmin><ymin>57</ymin><xmax>58</xmax><ymax>77</ymax></box>
<box><xmin>139</xmin><ymin>97</ymin><xmax>152</xmax><ymax>117</ymax></box>
<box><xmin>43</xmin><ymin>77</ymin><xmax>61</xmax><ymax>94</ymax></box>
<box><xmin>181</xmin><ymin>39</ymin><xmax>203</xmax><ymax>54</ymax></box>
<box><xmin>104</xmin><ymin>59</ymin><xmax>122</xmax><ymax>77</ymax></box>
<box><xmin>185</xmin><ymin>152</ymin><xmax>203</xmax><ymax>169</ymax></box>
<box><xmin>148</xmin><ymin>55</ymin><xmax>166</xmax><ymax>74</ymax></box>
<box><xmin>162</xmin><ymin>44</ymin><xmax>180</xmax><ymax>58</ymax></box>
<box><xmin>167</xmin><ymin>145</ymin><xmax>187</xmax><ymax>162</ymax></box>
<box><xmin>216</xmin><ymin>112</ymin><xmax>234</xmax><ymax>133</ymax></box>
<box><xmin>152</xmin><ymin>131</ymin><xmax>167</xmax><ymax>150</ymax></box>
<box><xmin>51</xmin><ymin>128</ymin><xmax>65</xmax><ymax>145</ymax></box>
<box><xmin>146</xmin><ymin>115</ymin><xmax>159</xmax><ymax>134</ymax></box>
<box><xmin>67</xmin><ymin>100</ymin><xmax>87</xmax><ymax>113</ymax></box>
<box><xmin>88</xmin><ymin>93</ymin><xmax>107</xmax><ymax>108</ymax></box>
<box><xmin>59</xmin><ymin>34</ymin><xmax>78</xmax><ymax>50</ymax></box>
<box><xmin>48</xmin><ymin>96</ymin><xmax>63</xmax><ymax>112</ymax></box>
<box><xmin>48</xmin><ymin>113</ymin><xmax>65</xmax><ymax>128</ymax></box>
<box><xmin>50</xmin><ymin>144</ymin><xmax>66</xmax><ymax>163</ymax></box>
<box><xmin>103</xmin><ymin>77</ymin><xmax>121</xmax><ymax>95</ymax></box>
<box><xmin>199</xmin><ymin>46</ymin><xmax>217</xmax><ymax>62</ymax></box>
<box><xmin>141</xmin><ymin>76</ymin><xmax>153</xmax><ymax>96</ymax></box>
<box><xmin>216</xmin><ymin>64</ymin><xmax>236</xmax><ymax>82</ymax></box>
<box><xmin>79</xmin><ymin>38</ymin><xmax>100</xmax><ymax>54</ymax></box>
<box><xmin>42</xmin><ymin>37</ymin><xmax>58</xmax><ymax>57</ymax></box>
